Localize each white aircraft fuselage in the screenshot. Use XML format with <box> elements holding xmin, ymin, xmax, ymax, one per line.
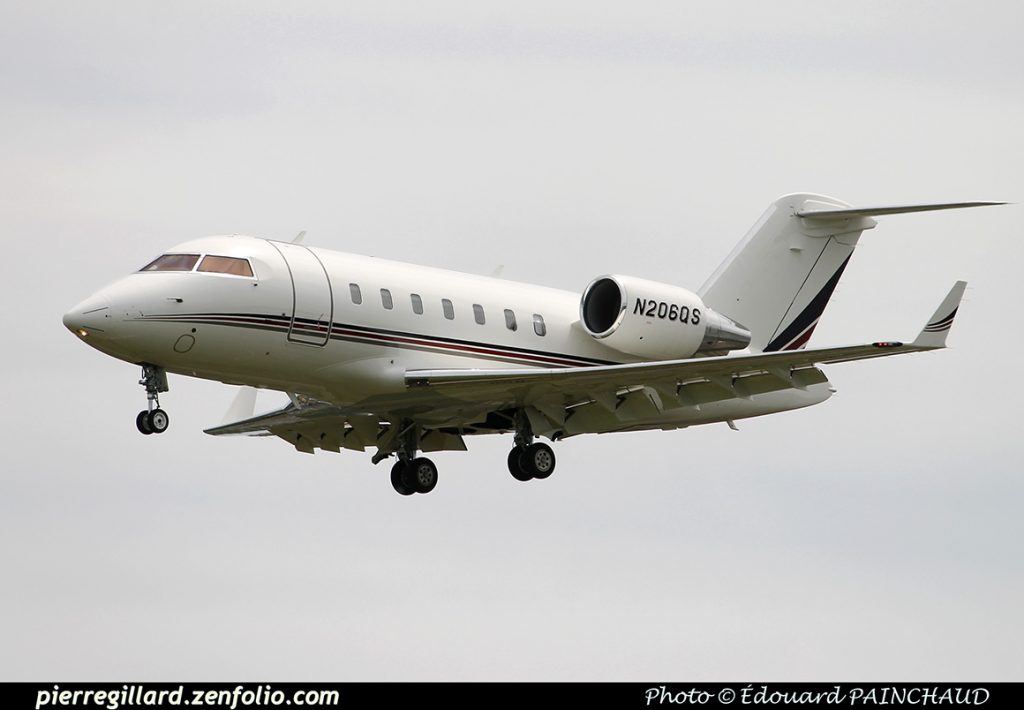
<box><xmin>64</xmin><ymin>235</ymin><xmax>829</xmax><ymax>429</ymax></box>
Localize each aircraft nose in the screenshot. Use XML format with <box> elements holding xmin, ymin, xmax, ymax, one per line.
<box><xmin>63</xmin><ymin>294</ymin><xmax>111</xmax><ymax>338</ymax></box>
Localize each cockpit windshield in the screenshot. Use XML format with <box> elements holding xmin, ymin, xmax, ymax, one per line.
<box><xmin>141</xmin><ymin>254</ymin><xmax>201</xmax><ymax>272</ymax></box>
<box><xmin>139</xmin><ymin>253</ymin><xmax>254</xmax><ymax>277</ymax></box>
<box><xmin>198</xmin><ymin>255</ymin><xmax>254</xmax><ymax>277</ymax></box>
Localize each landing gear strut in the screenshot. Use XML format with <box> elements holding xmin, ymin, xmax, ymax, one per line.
<box><xmin>387</xmin><ymin>420</ymin><xmax>439</xmax><ymax>496</ymax></box>
<box><xmin>136</xmin><ymin>364</ymin><xmax>170</xmax><ymax>435</ymax></box>
<box><xmin>507</xmin><ymin>409</ymin><xmax>556</xmax><ymax>482</ymax></box>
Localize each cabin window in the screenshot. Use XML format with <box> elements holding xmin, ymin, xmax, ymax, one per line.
<box><xmin>473</xmin><ymin>304</ymin><xmax>486</xmax><ymax>325</ymax></box>
<box><xmin>140</xmin><ymin>254</ymin><xmax>200</xmax><ymax>272</ymax></box>
<box><xmin>349</xmin><ymin>283</ymin><xmax>362</xmax><ymax>304</ymax></box>
<box><xmin>533</xmin><ymin>313</ymin><xmax>547</xmax><ymax>336</ymax></box>
<box><xmin>442</xmin><ymin>298</ymin><xmax>455</xmax><ymax>320</ymax></box>
<box><xmin>410</xmin><ymin>293</ymin><xmax>424</xmax><ymax>315</ymax></box>
<box><xmin>504</xmin><ymin>309</ymin><xmax>517</xmax><ymax>331</ymax></box>
<box><xmin>197</xmin><ymin>255</ymin><xmax>254</xmax><ymax>277</ymax></box>
<box><xmin>380</xmin><ymin>288</ymin><xmax>393</xmax><ymax>310</ymax></box>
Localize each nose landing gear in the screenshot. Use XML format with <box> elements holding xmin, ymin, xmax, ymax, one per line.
<box><xmin>136</xmin><ymin>364</ymin><xmax>170</xmax><ymax>435</ymax></box>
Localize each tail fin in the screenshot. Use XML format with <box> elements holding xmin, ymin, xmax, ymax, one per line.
<box><xmin>699</xmin><ymin>194</ymin><xmax>1002</xmax><ymax>352</ymax></box>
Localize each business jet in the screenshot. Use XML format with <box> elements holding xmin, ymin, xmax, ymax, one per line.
<box><xmin>63</xmin><ymin>193</ymin><xmax>1000</xmax><ymax>495</ymax></box>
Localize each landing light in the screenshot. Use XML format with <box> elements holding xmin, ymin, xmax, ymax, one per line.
<box><xmin>77</xmin><ymin>328</ymin><xmax>89</xmax><ymax>338</ymax></box>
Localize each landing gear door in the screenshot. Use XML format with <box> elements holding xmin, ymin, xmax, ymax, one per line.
<box><xmin>270</xmin><ymin>242</ymin><xmax>333</xmax><ymax>346</ymax></box>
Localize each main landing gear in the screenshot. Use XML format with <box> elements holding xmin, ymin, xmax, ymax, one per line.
<box><xmin>506</xmin><ymin>410</ymin><xmax>556</xmax><ymax>482</ymax></box>
<box><xmin>136</xmin><ymin>364</ymin><xmax>170</xmax><ymax>435</ymax></box>
<box><xmin>390</xmin><ymin>458</ymin><xmax>439</xmax><ymax>496</ymax></box>
<box><xmin>388</xmin><ymin>420</ymin><xmax>439</xmax><ymax>496</ymax></box>
<box><xmin>507</xmin><ymin>442</ymin><xmax>556</xmax><ymax>481</ymax></box>
<box><xmin>383</xmin><ymin>412</ymin><xmax>558</xmax><ymax>495</ymax></box>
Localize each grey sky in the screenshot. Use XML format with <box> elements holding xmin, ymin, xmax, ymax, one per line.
<box><xmin>2</xmin><ymin>0</ymin><xmax>1022</xmax><ymax>679</ymax></box>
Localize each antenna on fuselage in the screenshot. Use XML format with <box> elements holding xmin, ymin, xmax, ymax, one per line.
<box><xmin>291</xmin><ymin>230</ymin><xmax>307</xmax><ymax>244</ymax></box>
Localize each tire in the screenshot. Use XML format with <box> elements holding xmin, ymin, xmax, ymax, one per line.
<box><xmin>147</xmin><ymin>408</ymin><xmax>170</xmax><ymax>434</ymax></box>
<box><xmin>522</xmin><ymin>442</ymin><xmax>555</xmax><ymax>479</ymax></box>
<box><xmin>136</xmin><ymin>411</ymin><xmax>153</xmax><ymax>435</ymax></box>
<box><xmin>409</xmin><ymin>457</ymin><xmax>438</xmax><ymax>494</ymax></box>
<box><xmin>507</xmin><ymin>447</ymin><xmax>532</xmax><ymax>481</ymax></box>
<box><xmin>390</xmin><ymin>461</ymin><xmax>414</xmax><ymax>496</ymax></box>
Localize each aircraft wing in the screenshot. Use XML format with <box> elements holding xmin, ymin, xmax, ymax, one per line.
<box><xmin>205</xmin><ymin>400</ymin><xmax>342</xmax><ymax>436</ymax></box>
<box><xmin>204</xmin><ymin>399</ymin><xmax>415</xmax><ymax>455</ymax></box>
<box><xmin>410</xmin><ymin>341</ymin><xmax>914</xmax><ymax>393</ymax></box>
<box><xmin>404</xmin><ymin>281</ymin><xmax>966</xmax><ymax>405</ymax></box>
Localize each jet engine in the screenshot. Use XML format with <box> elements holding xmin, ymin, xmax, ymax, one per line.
<box><xmin>580</xmin><ymin>274</ymin><xmax>751</xmax><ymax>359</ymax></box>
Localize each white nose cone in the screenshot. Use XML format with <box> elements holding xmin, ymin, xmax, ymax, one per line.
<box><xmin>62</xmin><ymin>292</ymin><xmax>110</xmax><ymax>337</ymax></box>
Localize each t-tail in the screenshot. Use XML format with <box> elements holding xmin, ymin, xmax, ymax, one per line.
<box><xmin>699</xmin><ymin>194</ymin><xmax>1002</xmax><ymax>353</ymax></box>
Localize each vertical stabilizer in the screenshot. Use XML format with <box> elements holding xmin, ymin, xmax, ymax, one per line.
<box><xmin>700</xmin><ymin>194</ymin><xmax>871</xmax><ymax>352</ymax></box>
<box><xmin>700</xmin><ymin>195</ymin><xmax>1001</xmax><ymax>353</ymax></box>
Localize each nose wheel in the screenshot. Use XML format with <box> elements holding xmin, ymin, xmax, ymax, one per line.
<box><xmin>136</xmin><ymin>408</ymin><xmax>170</xmax><ymax>435</ymax></box>
<box><xmin>136</xmin><ymin>364</ymin><xmax>170</xmax><ymax>435</ymax></box>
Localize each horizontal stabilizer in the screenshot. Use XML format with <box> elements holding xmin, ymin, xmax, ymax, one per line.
<box><xmin>912</xmin><ymin>281</ymin><xmax>967</xmax><ymax>349</ymax></box>
<box><xmin>796</xmin><ymin>202</ymin><xmax>1004</xmax><ymax>220</ymax></box>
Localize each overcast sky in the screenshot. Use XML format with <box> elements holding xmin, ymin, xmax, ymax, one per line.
<box><xmin>2</xmin><ymin>0</ymin><xmax>1022</xmax><ymax>680</ymax></box>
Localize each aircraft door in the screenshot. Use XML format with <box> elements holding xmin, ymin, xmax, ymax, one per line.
<box><xmin>270</xmin><ymin>242</ymin><xmax>334</xmax><ymax>346</ymax></box>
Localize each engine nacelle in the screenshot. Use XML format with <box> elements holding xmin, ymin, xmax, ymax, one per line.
<box><xmin>580</xmin><ymin>274</ymin><xmax>751</xmax><ymax>359</ymax></box>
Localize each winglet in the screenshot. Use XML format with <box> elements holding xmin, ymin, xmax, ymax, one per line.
<box><xmin>912</xmin><ymin>281</ymin><xmax>967</xmax><ymax>349</ymax></box>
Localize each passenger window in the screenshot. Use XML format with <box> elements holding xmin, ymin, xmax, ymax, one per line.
<box><xmin>411</xmin><ymin>294</ymin><xmax>424</xmax><ymax>315</ymax></box>
<box><xmin>349</xmin><ymin>283</ymin><xmax>362</xmax><ymax>305</ymax></box>
<box><xmin>197</xmin><ymin>255</ymin><xmax>254</xmax><ymax>277</ymax></box>
<box><xmin>533</xmin><ymin>314</ymin><xmax>546</xmax><ymax>336</ymax></box>
<box><xmin>473</xmin><ymin>304</ymin><xmax>486</xmax><ymax>325</ymax></box>
<box><xmin>504</xmin><ymin>309</ymin><xmax>517</xmax><ymax>331</ymax></box>
<box><xmin>140</xmin><ymin>254</ymin><xmax>200</xmax><ymax>272</ymax></box>
<box><xmin>381</xmin><ymin>288</ymin><xmax>393</xmax><ymax>310</ymax></box>
<box><xmin>442</xmin><ymin>299</ymin><xmax>455</xmax><ymax>320</ymax></box>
